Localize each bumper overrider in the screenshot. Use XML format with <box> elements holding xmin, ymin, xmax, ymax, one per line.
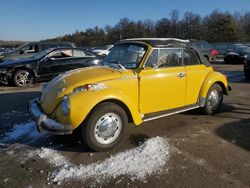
<box><xmin>28</xmin><ymin>98</ymin><xmax>73</xmax><ymax>135</ymax></box>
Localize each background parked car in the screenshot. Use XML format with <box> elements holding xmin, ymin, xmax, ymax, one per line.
<box><xmin>0</xmin><ymin>42</ymin><xmax>75</xmax><ymax>62</ymax></box>
<box><xmin>190</xmin><ymin>40</ymin><xmax>213</xmax><ymax>61</ymax></box>
<box><xmin>91</xmin><ymin>45</ymin><xmax>113</xmax><ymax>56</ymax></box>
<box><xmin>224</xmin><ymin>45</ymin><xmax>250</xmax><ymax>64</ymax></box>
<box><xmin>0</xmin><ymin>48</ymin><xmax>104</xmax><ymax>87</ymax></box>
<box><xmin>244</xmin><ymin>54</ymin><xmax>250</xmax><ymax>79</ymax></box>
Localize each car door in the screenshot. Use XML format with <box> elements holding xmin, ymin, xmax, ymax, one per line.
<box><xmin>183</xmin><ymin>48</ymin><xmax>211</xmax><ymax>106</ymax></box>
<box><xmin>38</xmin><ymin>49</ymin><xmax>73</xmax><ymax>77</ymax></box>
<box><xmin>70</xmin><ymin>49</ymin><xmax>96</xmax><ymax>69</ymax></box>
<box><xmin>139</xmin><ymin>48</ymin><xmax>186</xmax><ymax>114</ymax></box>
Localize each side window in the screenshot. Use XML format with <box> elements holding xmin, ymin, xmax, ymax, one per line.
<box><xmin>27</xmin><ymin>44</ymin><xmax>35</xmax><ymax>53</ymax></box>
<box><xmin>183</xmin><ymin>49</ymin><xmax>201</xmax><ymax>66</ymax></box>
<box><xmin>19</xmin><ymin>44</ymin><xmax>35</xmax><ymax>54</ymax></box>
<box><xmin>73</xmin><ymin>50</ymin><xmax>86</xmax><ymax>57</ymax></box>
<box><xmin>73</xmin><ymin>50</ymin><xmax>94</xmax><ymax>57</ymax></box>
<box><xmin>158</xmin><ymin>49</ymin><xmax>182</xmax><ymax>68</ymax></box>
<box><xmin>84</xmin><ymin>51</ymin><xmax>95</xmax><ymax>57</ymax></box>
<box><xmin>145</xmin><ymin>49</ymin><xmax>158</xmax><ymax>67</ymax></box>
<box><xmin>49</xmin><ymin>49</ymin><xmax>73</xmax><ymax>59</ymax></box>
<box><xmin>41</xmin><ymin>44</ymin><xmax>56</xmax><ymax>51</ymax></box>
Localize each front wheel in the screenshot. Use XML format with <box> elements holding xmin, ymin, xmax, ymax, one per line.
<box><xmin>244</xmin><ymin>67</ymin><xmax>250</xmax><ymax>80</ymax></box>
<box><xmin>82</xmin><ymin>102</ymin><xmax>127</xmax><ymax>151</ymax></box>
<box><xmin>13</xmin><ymin>70</ymin><xmax>34</xmax><ymax>87</ymax></box>
<box><xmin>201</xmin><ymin>84</ymin><xmax>223</xmax><ymax>115</ymax></box>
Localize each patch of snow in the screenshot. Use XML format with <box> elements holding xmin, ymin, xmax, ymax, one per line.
<box><xmin>1</xmin><ymin>122</ymin><xmax>46</xmax><ymax>144</ymax></box>
<box><xmin>38</xmin><ymin>147</ymin><xmax>71</xmax><ymax>168</ymax></box>
<box><xmin>44</xmin><ymin>137</ymin><xmax>170</xmax><ymax>184</ymax></box>
<box><xmin>4</xmin><ymin>178</ymin><xmax>9</xmax><ymax>183</ymax></box>
<box><xmin>0</xmin><ymin>111</ymin><xmax>29</xmax><ymax>120</ymax></box>
<box><xmin>195</xmin><ymin>159</ymin><xmax>207</xmax><ymax>166</ymax></box>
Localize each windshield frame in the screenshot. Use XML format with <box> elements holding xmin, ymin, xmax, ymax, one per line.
<box><xmin>102</xmin><ymin>42</ymin><xmax>148</xmax><ymax>70</ymax></box>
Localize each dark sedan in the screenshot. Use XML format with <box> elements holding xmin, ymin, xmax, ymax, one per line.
<box><xmin>224</xmin><ymin>46</ymin><xmax>250</xmax><ymax>64</ymax></box>
<box><xmin>244</xmin><ymin>54</ymin><xmax>250</xmax><ymax>80</ymax></box>
<box><xmin>0</xmin><ymin>48</ymin><xmax>104</xmax><ymax>87</ymax></box>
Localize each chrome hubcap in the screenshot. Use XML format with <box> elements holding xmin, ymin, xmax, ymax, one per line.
<box><xmin>94</xmin><ymin>113</ymin><xmax>122</xmax><ymax>145</ymax></box>
<box><xmin>16</xmin><ymin>72</ymin><xmax>31</xmax><ymax>86</ymax></box>
<box><xmin>208</xmin><ymin>90</ymin><xmax>221</xmax><ymax>109</ymax></box>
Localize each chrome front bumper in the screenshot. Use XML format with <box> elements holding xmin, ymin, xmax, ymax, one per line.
<box><xmin>28</xmin><ymin>98</ymin><xmax>73</xmax><ymax>135</ymax></box>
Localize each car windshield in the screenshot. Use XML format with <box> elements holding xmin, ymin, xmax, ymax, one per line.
<box><xmin>239</xmin><ymin>47</ymin><xmax>250</xmax><ymax>53</ymax></box>
<box><xmin>102</xmin><ymin>43</ymin><xmax>146</xmax><ymax>69</ymax></box>
<box><xmin>31</xmin><ymin>48</ymin><xmax>53</xmax><ymax>59</ymax></box>
<box><xmin>8</xmin><ymin>43</ymin><xmax>29</xmax><ymax>54</ymax></box>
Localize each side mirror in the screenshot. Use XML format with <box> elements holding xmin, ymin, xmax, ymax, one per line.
<box><xmin>42</xmin><ymin>56</ymin><xmax>51</xmax><ymax>62</ymax></box>
<box><xmin>152</xmin><ymin>63</ymin><xmax>158</xmax><ymax>69</ymax></box>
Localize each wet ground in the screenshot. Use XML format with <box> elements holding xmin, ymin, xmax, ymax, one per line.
<box><xmin>0</xmin><ymin>63</ymin><xmax>249</xmax><ymax>188</ymax></box>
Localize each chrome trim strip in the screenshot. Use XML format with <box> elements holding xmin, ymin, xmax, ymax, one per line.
<box><xmin>143</xmin><ymin>105</ymin><xmax>200</xmax><ymax>122</ymax></box>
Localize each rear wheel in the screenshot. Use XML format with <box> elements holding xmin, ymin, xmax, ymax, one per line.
<box><xmin>201</xmin><ymin>84</ymin><xmax>223</xmax><ymax>115</ymax></box>
<box><xmin>82</xmin><ymin>102</ymin><xmax>127</xmax><ymax>151</ymax></box>
<box><xmin>13</xmin><ymin>70</ymin><xmax>34</xmax><ymax>87</ymax></box>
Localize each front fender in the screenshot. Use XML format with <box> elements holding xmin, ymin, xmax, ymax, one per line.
<box><xmin>57</xmin><ymin>87</ymin><xmax>142</xmax><ymax>129</ymax></box>
<box><xmin>199</xmin><ymin>71</ymin><xmax>229</xmax><ymax>106</ymax></box>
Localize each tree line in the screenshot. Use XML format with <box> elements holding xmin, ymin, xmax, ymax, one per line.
<box><xmin>45</xmin><ymin>10</ymin><xmax>250</xmax><ymax>47</ymax></box>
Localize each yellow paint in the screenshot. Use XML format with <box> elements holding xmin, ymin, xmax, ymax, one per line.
<box><xmin>199</xmin><ymin>70</ymin><xmax>229</xmax><ymax>98</ymax></box>
<box><xmin>185</xmin><ymin>64</ymin><xmax>213</xmax><ymax>105</ymax></box>
<box><xmin>139</xmin><ymin>66</ymin><xmax>186</xmax><ymax>114</ymax></box>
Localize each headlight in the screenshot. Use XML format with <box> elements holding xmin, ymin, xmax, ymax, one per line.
<box><xmin>61</xmin><ymin>96</ymin><xmax>70</xmax><ymax>116</ymax></box>
<box><xmin>244</xmin><ymin>54</ymin><xmax>247</xmax><ymax>58</ymax></box>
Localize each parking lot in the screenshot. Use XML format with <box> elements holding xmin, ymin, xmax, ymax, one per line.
<box><xmin>0</xmin><ymin>63</ymin><xmax>249</xmax><ymax>187</ymax></box>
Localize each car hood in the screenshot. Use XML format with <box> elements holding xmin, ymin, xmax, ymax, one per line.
<box><xmin>0</xmin><ymin>54</ymin><xmax>34</xmax><ymax>62</ymax></box>
<box><xmin>0</xmin><ymin>58</ymin><xmax>36</xmax><ymax>66</ymax></box>
<box><xmin>40</xmin><ymin>66</ymin><xmax>122</xmax><ymax>114</ymax></box>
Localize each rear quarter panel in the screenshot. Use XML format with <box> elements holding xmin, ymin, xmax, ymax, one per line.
<box><xmin>199</xmin><ymin>71</ymin><xmax>229</xmax><ymax>100</ymax></box>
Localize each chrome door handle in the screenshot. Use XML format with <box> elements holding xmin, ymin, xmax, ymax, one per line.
<box><xmin>177</xmin><ymin>72</ymin><xmax>185</xmax><ymax>78</ymax></box>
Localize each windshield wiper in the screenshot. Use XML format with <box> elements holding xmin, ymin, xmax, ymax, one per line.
<box><xmin>107</xmin><ymin>60</ymin><xmax>126</xmax><ymax>70</ymax></box>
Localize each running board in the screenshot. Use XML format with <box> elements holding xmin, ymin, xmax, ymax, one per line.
<box><xmin>143</xmin><ymin>105</ymin><xmax>200</xmax><ymax>122</ymax></box>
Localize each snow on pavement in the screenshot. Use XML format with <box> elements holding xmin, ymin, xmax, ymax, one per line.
<box><xmin>42</xmin><ymin>137</ymin><xmax>170</xmax><ymax>184</ymax></box>
<box><xmin>0</xmin><ymin>116</ymin><xmax>171</xmax><ymax>185</ymax></box>
<box><xmin>2</xmin><ymin>121</ymin><xmax>47</xmax><ymax>144</ymax></box>
<box><xmin>38</xmin><ymin>147</ymin><xmax>72</xmax><ymax>168</ymax></box>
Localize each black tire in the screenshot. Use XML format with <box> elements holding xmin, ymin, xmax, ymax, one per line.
<box><xmin>244</xmin><ymin>68</ymin><xmax>250</xmax><ymax>80</ymax></box>
<box><xmin>201</xmin><ymin>84</ymin><xmax>223</xmax><ymax>115</ymax></box>
<box><xmin>13</xmin><ymin>70</ymin><xmax>34</xmax><ymax>87</ymax></box>
<box><xmin>82</xmin><ymin>102</ymin><xmax>127</xmax><ymax>151</ymax></box>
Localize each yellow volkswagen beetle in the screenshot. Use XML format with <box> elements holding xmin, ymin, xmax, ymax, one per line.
<box><xmin>29</xmin><ymin>38</ymin><xmax>231</xmax><ymax>151</ymax></box>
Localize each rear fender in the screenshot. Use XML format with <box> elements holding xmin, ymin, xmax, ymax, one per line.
<box><xmin>198</xmin><ymin>71</ymin><xmax>229</xmax><ymax>107</ymax></box>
